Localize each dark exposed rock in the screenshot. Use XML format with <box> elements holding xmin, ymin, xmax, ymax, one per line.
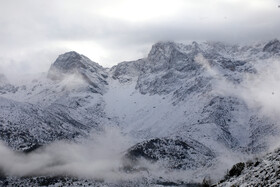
<box><xmin>263</xmin><ymin>39</ymin><xmax>280</xmax><ymax>54</ymax></box>
<box><xmin>228</xmin><ymin>162</ymin><xmax>245</xmax><ymax>177</ymax></box>
<box><xmin>124</xmin><ymin>137</ymin><xmax>215</xmax><ymax>170</ymax></box>
<box><xmin>22</xmin><ymin>143</ymin><xmax>42</xmax><ymax>153</ymax></box>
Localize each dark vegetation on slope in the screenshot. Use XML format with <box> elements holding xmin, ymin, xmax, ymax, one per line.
<box><xmin>123</xmin><ymin>137</ymin><xmax>215</xmax><ymax>171</ymax></box>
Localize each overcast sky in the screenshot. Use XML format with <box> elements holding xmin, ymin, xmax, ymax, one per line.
<box><xmin>0</xmin><ymin>0</ymin><xmax>279</xmax><ymax>76</ymax></box>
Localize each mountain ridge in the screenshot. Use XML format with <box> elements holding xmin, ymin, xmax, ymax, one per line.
<box><xmin>0</xmin><ymin>39</ymin><xmax>279</xmax><ymax>185</ymax></box>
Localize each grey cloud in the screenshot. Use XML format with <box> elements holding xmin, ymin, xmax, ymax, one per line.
<box><xmin>0</xmin><ymin>0</ymin><xmax>279</xmax><ymax>76</ymax></box>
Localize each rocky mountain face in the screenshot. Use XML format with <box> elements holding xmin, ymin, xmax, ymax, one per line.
<box><xmin>108</xmin><ymin>40</ymin><xmax>279</xmax><ymax>155</ymax></box>
<box><xmin>0</xmin><ymin>39</ymin><xmax>280</xmax><ymax>185</ymax></box>
<box><xmin>263</xmin><ymin>39</ymin><xmax>280</xmax><ymax>54</ymax></box>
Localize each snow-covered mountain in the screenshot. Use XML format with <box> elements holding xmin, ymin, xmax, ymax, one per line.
<box><xmin>0</xmin><ymin>39</ymin><xmax>280</xmax><ymax>185</ymax></box>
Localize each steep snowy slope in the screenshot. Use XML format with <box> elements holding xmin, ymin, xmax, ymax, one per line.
<box><xmin>0</xmin><ymin>96</ymin><xmax>89</xmax><ymax>150</ymax></box>
<box><xmin>217</xmin><ymin>147</ymin><xmax>280</xmax><ymax>187</ymax></box>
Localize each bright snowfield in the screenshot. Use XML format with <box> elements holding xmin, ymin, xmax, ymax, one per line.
<box><xmin>0</xmin><ymin>39</ymin><xmax>280</xmax><ymax>186</ymax></box>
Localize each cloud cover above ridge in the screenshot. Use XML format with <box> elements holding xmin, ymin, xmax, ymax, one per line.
<box><xmin>0</xmin><ymin>0</ymin><xmax>279</xmax><ymax>76</ymax></box>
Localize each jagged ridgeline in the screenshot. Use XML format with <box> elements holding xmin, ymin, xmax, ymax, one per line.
<box><xmin>0</xmin><ymin>39</ymin><xmax>280</xmax><ymax>185</ymax></box>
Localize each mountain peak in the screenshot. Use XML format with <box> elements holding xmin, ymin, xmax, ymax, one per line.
<box><xmin>47</xmin><ymin>51</ymin><xmax>103</xmax><ymax>80</ymax></box>
<box><xmin>48</xmin><ymin>51</ymin><xmax>85</xmax><ymax>78</ymax></box>
<box><xmin>148</xmin><ymin>41</ymin><xmax>176</xmax><ymax>57</ymax></box>
<box><xmin>47</xmin><ymin>51</ymin><xmax>108</xmax><ymax>94</ymax></box>
<box><xmin>59</xmin><ymin>51</ymin><xmax>82</xmax><ymax>62</ymax></box>
<box><xmin>147</xmin><ymin>41</ymin><xmax>182</xmax><ymax>64</ymax></box>
<box><xmin>263</xmin><ymin>39</ymin><xmax>280</xmax><ymax>53</ymax></box>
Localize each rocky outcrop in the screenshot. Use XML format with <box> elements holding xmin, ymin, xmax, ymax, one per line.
<box><xmin>263</xmin><ymin>39</ymin><xmax>280</xmax><ymax>54</ymax></box>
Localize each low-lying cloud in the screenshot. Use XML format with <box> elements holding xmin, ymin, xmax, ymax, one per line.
<box><xmin>195</xmin><ymin>52</ymin><xmax>280</xmax><ymax>121</ymax></box>
<box><xmin>0</xmin><ymin>127</ymin><xmax>133</xmax><ymax>181</ymax></box>
<box><xmin>213</xmin><ymin>58</ymin><xmax>280</xmax><ymax>121</ymax></box>
<box><xmin>0</xmin><ymin>126</ymin><xmax>208</xmax><ymax>183</ymax></box>
<box><xmin>239</xmin><ymin>60</ymin><xmax>280</xmax><ymax>119</ymax></box>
